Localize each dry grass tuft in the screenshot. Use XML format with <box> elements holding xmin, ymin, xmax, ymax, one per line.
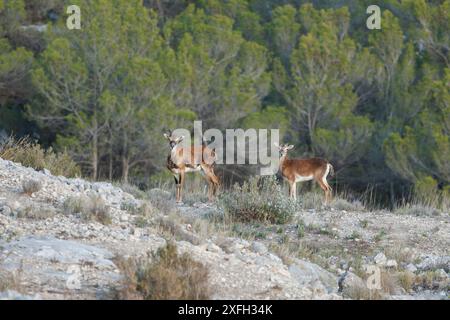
<box><xmin>394</xmin><ymin>204</ymin><xmax>441</xmax><ymax>216</ymax></box>
<box><xmin>396</xmin><ymin>271</ymin><xmax>416</xmax><ymax>292</ymax></box>
<box><xmin>331</xmin><ymin>198</ymin><xmax>365</xmax><ymax>211</ymax></box>
<box><xmin>118</xmin><ymin>183</ymin><xmax>146</xmax><ymax>199</ymax></box>
<box><xmin>0</xmin><ymin>135</ymin><xmax>80</xmax><ymax>177</ymax></box>
<box><xmin>0</xmin><ymin>272</ymin><xmax>21</xmax><ymax>292</ymax></box>
<box><xmin>114</xmin><ymin>242</ymin><xmax>211</xmax><ymax>300</ymax></box>
<box><xmin>0</xmin><ymin>257</ymin><xmax>22</xmax><ymax>293</ymax></box>
<box><xmin>22</xmin><ymin>179</ymin><xmax>42</xmax><ymax>196</ymax></box>
<box><xmin>146</xmin><ymin>188</ymin><xmax>176</xmax><ymax>214</ymax></box>
<box><xmin>63</xmin><ymin>194</ymin><xmax>111</xmax><ymax>225</ymax></box>
<box><xmin>17</xmin><ymin>205</ymin><xmax>55</xmax><ymax>220</ymax></box>
<box><xmin>380</xmin><ymin>270</ymin><xmax>399</xmax><ymax>295</ymax></box>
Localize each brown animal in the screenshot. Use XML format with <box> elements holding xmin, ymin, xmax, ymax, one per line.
<box><xmin>164</xmin><ymin>132</ymin><xmax>219</xmax><ymax>203</ymax></box>
<box><xmin>275</xmin><ymin>143</ymin><xmax>334</xmax><ymax>203</ymax></box>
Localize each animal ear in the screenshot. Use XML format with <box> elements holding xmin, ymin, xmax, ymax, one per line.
<box><xmin>287</xmin><ymin>145</ymin><xmax>294</xmax><ymax>150</ymax></box>
<box><xmin>163</xmin><ymin>133</ymin><xmax>170</xmax><ymax>140</ymax></box>
<box><xmin>176</xmin><ymin>135</ymin><xmax>185</xmax><ymax>143</ymax></box>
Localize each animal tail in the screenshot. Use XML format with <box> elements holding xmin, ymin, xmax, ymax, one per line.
<box><xmin>328</xmin><ymin>163</ymin><xmax>335</xmax><ymax>177</ymax></box>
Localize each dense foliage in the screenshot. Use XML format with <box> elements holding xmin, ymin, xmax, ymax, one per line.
<box><xmin>0</xmin><ymin>0</ymin><xmax>448</xmax><ymax>206</ymax></box>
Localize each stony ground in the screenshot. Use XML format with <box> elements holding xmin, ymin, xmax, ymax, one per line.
<box><xmin>0</xmin><ymin>158</ymin><xmax>448</xmax><ymax>300</ymax></box>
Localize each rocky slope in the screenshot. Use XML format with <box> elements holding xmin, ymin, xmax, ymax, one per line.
<box><xmin>0</xmin><ymin>158</ymin><xmax>448</xmax><ymax>300</ymax></box>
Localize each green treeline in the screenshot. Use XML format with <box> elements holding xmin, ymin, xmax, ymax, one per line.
<box><xmin>0</xmin><ymin>0</ymin><xmax>448</xmax><ymax>206</ymax></box>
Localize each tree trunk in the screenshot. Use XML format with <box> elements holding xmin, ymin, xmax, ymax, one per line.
<box><xmin>91</xmin><ymin>115</ymin><xmax>99</xmax><ymax>181</ymax></box>
<box><xmin>92</xmin><ymin>132</ymin><xmax>98</xmax><ymax>180</ymax></box>
<box><xmin>122</xmin><ymin>156</ymin><xmax>129</xmax><ymax>183</ymax></box>
<box><xmin>108</xmin><ymin>131</ymin><xmax>113</xmax><ymax>181</ymax></box>
<box><xmin>122</xmin><ymin>132</ymin><xmax>129</xmax><ymax>183</ymax></box>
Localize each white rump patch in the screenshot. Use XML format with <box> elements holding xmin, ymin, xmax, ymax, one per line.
<box><xmin>322</xmin><ymin>164</ymin><xmax>331</xmax><ymax>186</ymax></box>
<box><xmin>185</xmin><ymin>166</ymin><xmax>202</xmax><ymax>173</ymax></box>
<box><xmin>295</xmin><ymin>174</ymin><xmax>313</xmax><ymax>182</ymax></box>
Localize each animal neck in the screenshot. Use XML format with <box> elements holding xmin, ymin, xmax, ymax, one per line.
<box><xmin>170</xmin><ymin>145</ymin><xmax>181</xmax><ymax>163</ymax></box>
<box><xmin>279</xmin><ymin>154</ymin><xmax>288</xmax><ymax>169</ymax></box>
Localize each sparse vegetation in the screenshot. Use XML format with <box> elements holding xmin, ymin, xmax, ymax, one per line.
<box><xmin>396</xmin><ymin>271</ymin><xmax>416</xmax><ymax>292</ymax></box>
<box><xmin>134</xmin><ymin>216</ymin><xmax>150</xmax><ymax>228</ymax></box>
<box><xmin>269</xmin><ymin>240</ymin><xmax>317</xmax><ymax>266</ymax></box>
<box><xmin>0</xmin><ymin>271</ymin><xmax>20</xmax><ymax>293</ymax></box>
<box><xmin>130</xmin><ymin>201</ymin><xmax>155</xmax><ymax>229</ymax></box>
<box><xmin>385</xmin><ymin>245</ymin><xmax>415</xmax><ymax>266</ymax></box>
<box><xmin>22</xmin><ymin>179</ymin><xmax>42</xmax><ymax>196</ymax></box>
<box><xmin>124</xmin><ymin>200</ymin><xmax>154</xmax><ymax>217</ymax></box>
<box><xmin>306</xmin><ymin>223</ymin><xmax>337</xmax><ymax>237</ymax></box>
<box><xmin>118</xmin><ymin>183</ymin><xmax>146</xmax><ymax>200</ymax></box>
<box><xmin>182</xmin><ymin>191</ymin><xmax>210</xmax><ymax>206</ymax></box>
<box><xmin>146</xmin><ymin>189</ymin><xmax>176</xmax><ymax>214</ymax></box>
<box><xmin>0</xmin><ymin>136</ymin><xmax>80</xmax><ymax>178</ymax></box>
<box><xmin>394</xmin><ymin>204</ymin><xmax>441</xmax><ymax>216</ymax></box>
<box><xmin>17</xmin><ymin>205</ymin><xmax>55</xmax><ymax>220</ymax></box>
<box><xmin>63</xmin><ymin>194</ymin><xmax>111</xmax><ymax>225</ymax></box>
<box><xmin>379</xmin><ymin>270</ymin><xmax>399</xmax><ymax>295</ymax></box>
<box><xmin>374</xmin><ymin>229</ymin><xmax>387</xmax><ymax>242</ymax></box>
<box><xmin>359</xmin><ymin>219</ymin><xmax>369</xmax><ymax>229</ymax></box>
<box><xmin>331</xmin><ymin>198</ymin><xmax>365</xmax><ymax>212</ymax></box>
<box><xmin>115</xmin><ymin>242</ymin><xmax>210</xmax><ymax>300</ymax></box>
<box><xmin>344</xmin><ymin>269</ymin><xmax>400</xmax><ymax>300</ymax></box>
<box><xmin>346</xmin><ymin>230</ymin><xmax>362</xmax><ymax>241</ymax></box>
<box><xmin>299</xmin><ymin>192</ymin><xmax>323</xmax><ymax>210</ymax></box>
<box><xmin>414</xmin><ymin>270</ymin><xmax>449</xmax><ymax>291</ymax></box>
<box><xmin>0</xmin><ymin>257</ymin><xmax>22</xmax><ymax>293</ymax></box>
<box><xmin>297</xmin><ymin>192</ymin><xmax>366</xmax><ymax>212</ymax></box>
<box><xmin>219</xmin><ymin>176</ymin><xmax>297</xmax><ymax>224</ymax></box>
<box><xmin>230</xmin><ymin>223</ymin><xmax>263</xmax><ymax>241</ymax></box>
<box><xmin>296</xmin><ymin>220</ymin><xmax>306</xmax><ymax>238</ymax></box>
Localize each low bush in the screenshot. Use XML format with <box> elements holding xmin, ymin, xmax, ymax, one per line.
<box><xmin>115</xmin><ymin>242</ymin><xmax>210</xmax><ymax>300</ymax></box>
<box><xmin>0</xmin><ymin>135</ymin><xmax>80</xmax><ymax>177</ymax></box>
<box><xmin>64</xmin><ymin>194</ymin><xmax>111</xmax><ymax>225</ymax></box>
<box><xmin>22</xmin><ymin>179</ymin><xmax>42</xmax><ymax>196</ymax></box>
<box><xmin>218</xmin><ymin>176</ymin><xmax>297</xmax><ymax>224</ymax></box>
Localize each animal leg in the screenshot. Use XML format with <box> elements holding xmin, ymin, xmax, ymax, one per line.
<box><xmin>178</xmin><ymin>171</ymin><xmax>185</xmax><ymax>203</ymax></box>
<box><xmin>317</xmin><ymin>179</ymin><xmax>331</xmax><ymax>205</ymax></box>
<box><xmin>201</xmin><ymin>164</ymin><xmax>219</xmax><ymax>201</ymax></box>
<box><xmin>173</xmin><ymin>175</ymin><xmax>180</xmax><ymax>202</ymax></box>
<box><xmin>292</xmin><ymin>182</ymin><xmax>297</xmax><ymax>200</ymax></box>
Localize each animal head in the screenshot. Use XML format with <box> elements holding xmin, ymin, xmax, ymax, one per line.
<box><xmin>274</xmin><ymin>142</ymin><xmax>294</xmax><ymax>157</ymax></box>
<box><xmin>164</xmin><ymin>132</ymin><xmax>184</xmax><ymax>150</ymax></box>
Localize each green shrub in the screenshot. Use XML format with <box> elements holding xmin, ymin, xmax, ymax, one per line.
<box><xmin>115</xmin><ymin>242</ymin><xmax>210</xmax><ymax>300</ymax></box>
<box><xmin>0</xmin><ymin>136</ymin><xmax>80</xmax><ymax>177</ymax></box>
<box><xmin>296</xmin><ymin>219</ymin><xmax>306</xmax><ymax>238</ymax></box>
<box><xmin>218</xmin><ymin>176</ymin><xmax>297</xmax><ymax>224</ymax></box>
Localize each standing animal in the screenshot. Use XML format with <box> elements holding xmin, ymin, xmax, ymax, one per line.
<box><xmin>275</xmin><ymin>143</ymin><xmax>334</xmax><ymax>203</ymax></box>
<box><xmin>164</xmin><ymin>131</ymin><xmax>219</xmax><ymax>203</ymax></box>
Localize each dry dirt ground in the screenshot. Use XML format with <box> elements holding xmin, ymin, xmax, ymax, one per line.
<box><xmin>0</xmin><ymin>158</ymin><xmax>449</xmax><ymax>300</ymax></box>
